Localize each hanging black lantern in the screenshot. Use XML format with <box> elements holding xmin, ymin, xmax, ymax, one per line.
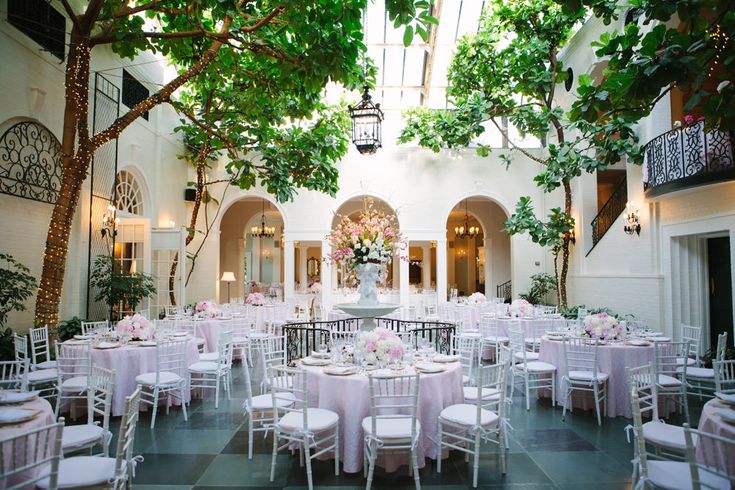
<box><xmin>348</xmin><ymin>86</ymin><xmax>384</xmax><ymax>154</ymax></box>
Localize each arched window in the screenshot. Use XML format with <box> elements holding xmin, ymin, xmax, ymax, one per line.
<box><xmin>0</xmin><ymin>120</ymin><xmax>62</xmax><ymax>204</ymax></box>
<box><xmin>114</xmin><ymin>169</ymin><xmax>144</xmax><ymax>215</ymax></box>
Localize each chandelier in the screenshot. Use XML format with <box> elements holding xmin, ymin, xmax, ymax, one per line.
<box><xmin>454</xmin><ymin>200</ymin><xmax>479</xmax><ymax>239</ymax></box>
<box><xmin>251</xmin><ymin>202</ymin><xmax>275</xmax><ymax>238</ymax></box>
<box><xmin>349</xmin><ymin>86</ymin><xmax>384</xmax><ymax>154</ymax></box>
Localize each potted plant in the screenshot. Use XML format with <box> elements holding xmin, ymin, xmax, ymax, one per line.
<box><xmin>89</xmin><ymin>255</ymin><xmax>156</xmax><ymax>321</ymax></box>
<box><xmin>0</xmin><ymin>253</ymin><xmax>37</xmax><ymax>359</ymax></box>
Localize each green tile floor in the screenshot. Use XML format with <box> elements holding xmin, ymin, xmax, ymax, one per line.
<box><xmin>87</xmin><ymin>363</ymin><xmax>703</xmax><ymax>490</ymax></box>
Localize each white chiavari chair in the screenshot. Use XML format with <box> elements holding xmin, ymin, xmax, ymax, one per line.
<box><xmin>715</xmin><ymin>359</ymin><xmax>735</xmax><ymax>394</ymax></box>
<box><xmin>173</xmin><ymin>318</ymin><xmax>206</xmax><ymax>353</ymax></box>
<box><xmin>508</xmin><ymin>323</ymin><xmax>556</xmax><ymax>410</ymax></box>
<box><xmin>684</xmin><ymin>332</ymin><xmax>727</xmax><ymax>398</ymax></box>
<box><xmin>562</xmin><ymin>338</ymin><xmax>608</xmax><ymax>426</ymax></box>
<box><xmin>165</xmin><ymin>305</ymin><xmax>182</xmax><ymax>318</ymax></box>
<box><xmin>54</xmin><ymin>340</ymin><xmax>92</xmax><ymax>418</ymax></box>
<box><xmin>137</xmin><ymin>308</ymin><xmax>150</xmax><ymax>319</ymax></box>
<box><xmin>269</xmin><ymin>365</ymin><xmax>339</xmax><ymax>490</ymax></box>
<box><xmin>259</xmin><ymin>335</ymin><xmax>287</xmax><ymax>394</ymax></box>
<box><xmin>452</xmin><ymin>335</ymin><xmax>481</xmax><ymax>387</ymax></box>
<box><xmin>0</xmin><ymin>359</ymin><xmax>27</xmax><ymax>391</ymax></box>
<box><xmin>0</xmin><ymin>421</ymin><xmax>63</xmax><ymax>490</ymax></box>
<box><xmin>480</xmin><ymin>314</ymin><xmax>509</xmax><ymax>362</ymax></box>
<box><xmin>330</xmin><ymin>330</ymin><xmax>358</xmax><ymax>348</ymax></box>
<box><xmin>654</xmin><ymin>341</ymin><xmax>690</xmax><ymax>422</ymax></box>
<box><xmin>679</xmin><ymin>324</ymin><xmax>702</xmax><ymax>366</ymax></box>
<box><xmin>38</xmin><ymin>388</ymin><xmax>143</xmax><ymax>489</ymax></box>
<box><xmin>626</xmin><ymin>363</ymin><xmax>689</xmax><ymax>462</ymax></box>
<box><xmin>61</xmin><ymin>365</ymin><xmax>114</xmax><ymax>456</ymax></box>
<box><xmin>189</xmin><ymin>331</ymin><xmax>233</xmax><ymax>409</ymax></box>
<box><xmin>14</xmin><ymin>334</ymin><xmax>56</xmax><ymax>397</ymax></box>
<box><xmin>80</xmin><ymin>320</ymin><xmax>110</xmax><ymax>336</ymax></box>
<box><xmin>425</xmin><ymin>303</ymin><xmax>439</xmax><ymax>321</ymax></box>
<box><xmin>363</xmin><ymin>373</ymin><xmax>420</xmax><ymax>490</ymax></box>
<box><xmin>438</xmin><ymin>361</ymin><xmax>508</xmax><ymax>487</ymax></box>
<box><xmin>229</xmin><ymin>318</ymin><xmax>253</xmax><ymax>362</ymax></box>
<box><xmin>136</xmin><ymin>339</ymin><xmax>189</xmax><ymax>428</ymax></box>
<box><xmin>29</xmin><ymin>325</ymin><xmax>57</xmax><ymax>370</ymax></box>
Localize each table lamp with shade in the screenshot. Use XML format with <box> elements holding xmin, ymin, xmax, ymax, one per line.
<box><xmin>220</xmin><ymin>271</ymin><xmax>236</xmax><ymax>303</ymax></box>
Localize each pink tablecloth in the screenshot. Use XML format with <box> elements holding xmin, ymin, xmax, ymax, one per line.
<box><xmin>0</xmin><ymin>397</ymin><xmax>57</xmax><ymax>487</ymax></box>
<box><xmin>90</xmin><ymin>340</ymin><xmax>200</xmax><ymax>416</ymax></box>
<box><xmin>538</xmin><ymin>339</ymin><xmax>655</xmax><ymax>418</ymax></box>
<box><xmin>697</xmin><ymin>399</ymin><xmax>735</xmax><ymax>475</ymax></box>
<box><xmin>301</xmin><ymin>362</ymin><xmax>464</xmax><ymax>474</ymax></box>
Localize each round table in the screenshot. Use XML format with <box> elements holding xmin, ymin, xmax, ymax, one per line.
<box><xmin>301</xmin><ymin>362</ymin><xmax>464</xmax><ymax>474</ymax></box>
<box><xmin>697</xmin><ymin>398</ymin><xmax>735</xmax><ymax>475</ymax></box>
<box><xmin>88</xmin><ymin>340</ymin><xmax>200</xmax><ymax>416</ymax></box>
<box><xmin>538</xmin><ymin>338</ymin><xmax>656</xmax><ymax>418</ymax></box>
<box><xmin>480</xmin><ymin>317</ymin><xmax>568</xmax><ymax>360</ymax></box>
<box><xmin>0</xmin><ymin>397</ymin><xmax>56</xmax><ymax>487</ymax></box>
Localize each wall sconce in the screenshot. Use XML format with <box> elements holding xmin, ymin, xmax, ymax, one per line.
<box><xmin>262</xmin><ymin>249</ymin><xmax>272</xmax><ymax>261</ymax></box>
<box><xmin>624</xmin><ymin>201</ymin><xmax>641</xmax><ymax>235</ymax></box>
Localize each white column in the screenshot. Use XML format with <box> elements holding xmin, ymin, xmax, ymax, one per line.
<box><xmin>484</xmin><ymin>239</ymin><xmax>492</xmax><ymax>297</ymax></box>
<box><xmin>421</xmin><ymin>244</ymin><xmax>431</xmax><ymax>289</ymax></box>
<box><xmin>252</xmin><ymin>236</ymin><xmax>261</xmax><ymax>282</ymax></box>
<box><xmin>321</xmin><ymin>239</ymin><xmax>333</xmax><ymax>310</ymax></box>
<box><xmin>283</xmin><ymin>239</ymin><xmax>295</xmax><ymax>301</ymax></box>
<box><xmin>436</xmin><ymin>238</ymin><xmax>448</xmax><ymax>303</ymax></box>
<box><xmin>392</xmin><ymin>256</ymin><xmax>400</xmax><ymax>290</ymax></box>
<box><xmin>399</xmin><ymin>257</ymin><xmax>410</xmax><ymax>306</ymax></box>
<box><xmin>299</xmin><ymin>244</ymin><xmax>308</xmax><ymax>290</ymax></box>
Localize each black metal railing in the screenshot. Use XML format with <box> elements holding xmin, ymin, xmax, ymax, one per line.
<box><xmin>496</xmin><ymin>281</ymin><xmax>511</xmax><ymax>302</ymax></box>
<box><xmin>644</xmin><ymin>121</ymin><xmax>735</xmax><ymax>197</ymax></box>
<box><xmin>589</xmin><ymin>178</ymin><xmax>627</xmax><ymax>254</ymax></box>
<box><xmin>283</xmin><ymin>325</ymin><xmax>330</xmax><ymax>363</ymax></box>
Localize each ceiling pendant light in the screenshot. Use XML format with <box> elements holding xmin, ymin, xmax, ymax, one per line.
<box><xmin>251</xmin><ymin>201</ymin><xmax>275</xmax><ymax>238</ymax></box>
<box><xmin>454</xmin><ymin>200</ymin><xmax>479</xmax><ymax>239</ymax></box>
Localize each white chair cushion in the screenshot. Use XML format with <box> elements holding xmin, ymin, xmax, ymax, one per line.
<box><xmin>28</xmin><ymin>369</ymin><xmax>57</xmax><ymax>383</ymax></box>
<box><xmin>657</xmin><ymin>374</ymin><xmax>682</xmax><ymax>387</ymax></box>
<box><xmin>278</xmin><ymin>408</ymin><xmax>338</xmax><ymax>432</ymax></box>
<box><xmin>232</xmin><ymin>336</ymin><xmax>249</xmax><ymax>344</ymax></box>
<box><xmin>514</xmin><ymin>351</ymin><xmax>540</xmax><ymax>361</ymax></box>
<box><xmin>188</xmin><ymin>361</ymin><xmax>219</xmax><ymax>373</ymax></box>
<box><xmin>361</xmin><ymin>416</ymin><xmax>421</xmax><ymax>439</ymax></box>
<box><xmin>199</xmin><ymin>352</ymin><xmax>219</xmax><ymax>361</ymax></box>
<box><xmin>440</xmin><ymin>403</ymin><xmax>499</xmax><ymax>427</ymax></box>
<box><xmin>567</xmin><ymin>370</ymin><xmax>609</xmax><ymax>382</ymax></box>
<box><xmin>60</xmin><ymin>376</ymin><xmax>87</xmax><ymax>392</ymax></box>
<box><xmin>646</xmin><ymin>460</ymin><xmax>728</xmax><ymax>490</ymax></box>
<box><xmin>35</xmin><ymin>360</ymin><xmax>57</xmax><ymax>370</ymax></box>
<box><xmin>62</xmin><ymin>424</ymin><xmax>105</xmax><ymax>451</ymax></box>
<box><xmin>463</xmin><ymin>386</ymin><xmax>500</xmax><ymax>401</ymax></box>
<box><xmin>642</xmin><ymin>421</ymin><xmax>695</xmax><ymax>451</ymax></box>
<box><xmin>247</xmin><ymin>392</ymin><xmax>295</xmax><ymax>411</ymax></box>
<box><xmin>36</xmin><ymin>456</ymin><xmax>116</xmax><ymax>488</ymax></box>
<box><xmin>135</xmin><ymin>371</ymin><xmax>182</xmax><ymax>386</ymax></box>
<box><xmin>483</xmin><ymin>335</ymin><xmax>509</xmax><ymax>344</ymax></box>
<box><xmin>518</xmin><ymin>361</ymin><xmax>556</xmax><ymax>373</ymax></box>
<box><xmin>681</xmin><ymin>367</ymin><xmax>714</xmax><ymax>379</ymax></box>
<box><xmin>676</xmin><ymin>358</ymin><xmax>696</xmax><ymax>366</ymax></box>
<box><xmin>524</xmin><ymin>337</ymin><xmax>541</xmax><ymax>345</ymax></box>
<box><xmin>462</xmin><ymin>374</ymin><xmax>471</xmax><ymax>385</ymax></box>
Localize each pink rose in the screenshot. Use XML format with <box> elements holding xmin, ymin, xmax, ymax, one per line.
<box><xmin>366</xmin><ymin>341</ymin><xmax>377</xmax><ymax>352</ymax></box>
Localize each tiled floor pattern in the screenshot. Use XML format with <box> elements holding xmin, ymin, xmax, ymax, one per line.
<box><xmin>84</xmin><ymin>363</ymin><xmax>702</xmax><ymax>490</ymax></box>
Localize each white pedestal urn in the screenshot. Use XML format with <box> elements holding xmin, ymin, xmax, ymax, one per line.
<box><xmin>335</xmin><ymin>262</ymin><xmax>400</xmax><ymax>331</ymax></box>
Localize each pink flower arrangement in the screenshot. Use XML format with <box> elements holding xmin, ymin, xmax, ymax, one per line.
<box><xmin>583</xmin><ymin>313</ymin><xmax>623</xmax><ymax>341</ymax></box>
<box><xmin>683</xmin><ymin>114</ymin><xmax>705</xmax><ymax>126</ymax></box>
<box><xmin>326</xmin><ymin>200</ymin><xmax>406</xmax><ymax>269</ymax></box>
<box><xmin>195</xmin><ymin>301</ymin><xmax>218</xmax><ymax>318</ymax></box>
<box><xmin>509</xmin><ymin>299</ymin><xmax>534</xmax><ymax>318</ymax></box>
<box><xmin>356</xmin><ymin>327</ymin><xmax>405</xmax><ymax>365</ymax></box>
<box><xmin>116</xmin><ymin>314</ymin><xmax>154</xmax><ymax>340</ymax></box>
<box><xmin>246</xmin><ymin>292</ymin><xmax>266</xmax><ymax>306</ymax></box>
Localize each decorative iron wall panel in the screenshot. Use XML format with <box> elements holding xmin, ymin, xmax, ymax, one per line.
<box><xmin>86</xmin><ymin>73</ymin><xmax>120</xmax><ymax>320</ymax></box>
<box><xmin>0</xmin><ymin>121</ymin><xmax>62</xmax><ymax>203</ymax></box>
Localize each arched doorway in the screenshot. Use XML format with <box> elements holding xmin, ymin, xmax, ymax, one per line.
<box><xmin>445</xmin><ymin>197</ymin><xmax>511</xmax><ymax>299</ymax></box>
<box><xmin>219</xmin><ymin>197</ymin><xmax>285</xmax><ymax>302</ymax></box>
<box><xmin>330</xmin><ymin>196</ymin><xmax>401</xmax><ymax>295</ymax></box>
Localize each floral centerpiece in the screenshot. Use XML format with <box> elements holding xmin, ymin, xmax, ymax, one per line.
<box><xmin>356</xmin><ymin>327</ymin><xmax>405</xmax><ymax>366</ymax></box>
<box><xmin>326</xmin><ymin>201</ymin><xmax>406</xmax><ymax>306</ymax></box>
<box><xmin>116</xmin><ymin>314</ymin><xmax>154</xmax><ymax>340</ymax></box>
<box><xmin>509</xmin><ymin>299</ymin><xmax>534</xmax><ymax>318</ymax></box>
<box><xmin>246</xmin><ymin>292</ymin><xmax>266</xmax><ymax>306</ymax></box>
<box><xmin>583</xmin><ymin>313</ymin><xmax>624</xmax><ymax>341</ymax></box>
<box><xmin>467</xmin><ymin>292</ymin><xmax>486</xmax><ymax>305</ymax></box>
<box><xmin>195</xmin><ymin>300</ymin><xmax>218</xmax><ymax>318</ymax></box>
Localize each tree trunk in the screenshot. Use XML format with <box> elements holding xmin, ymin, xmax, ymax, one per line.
<box><xmin>559</xmin><ymin>180</ymin><xmax>573</xmax><ymax>308</ymax></box>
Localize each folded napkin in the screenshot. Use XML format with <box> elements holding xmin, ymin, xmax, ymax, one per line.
<box><xmin>324</xmin><ymin>366</ymin><xmax>357</xmax><ymax>376</ymax></box>
<box><xmin>432</xmin><ymin>354</ymin><xmax>460</xmax><ymax>363</ymax></box>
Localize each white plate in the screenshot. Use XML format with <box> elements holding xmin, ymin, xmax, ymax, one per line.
<box><xmin>0</xmin><ymin>407</ymin><xmax>39</xmax><ymax>425</ymax></box>
<box><xmin>301</xmin><ymin>357</ymin><xmax>330</xmax><ymax>366</ymax></box>
<box><xmin>311</xmin><ymin>352</ymin><xmax>331</xmax><ymax>359</ymax></box>
<box><xmin>74</xmin><ymin>334</ymin><xmax>91</xmax><ymax>340</ymax></box>
<box><xmin>651</xmin><ymin>337</ymin><xmax>671</xmax><ymax>342</ymax></box>
<box><xmin>139</xmin><ymin>341</ymin><xmax>157</xmax><ymax>347</ymax></box>
<box><xmin>170</xmin><ymin>332</ymin><xmax>188</xmax><ymax>337</ymax></box>
<box><xmin>94</xmin><ymin>342</ymin><xmax>120</xmax><ymax>349</ymax></box>
<box><xmin>0</xmin><ymin>392</ymin><xmax>38</xmax><ymax>405</ymax></box>
<box><xmin>324</xmin><ymin>366</ymin><xmax>357</xmax><ymax>376</ymax></box>
<box><xmin>432</xmin><ymin>354</ymin><xmax>460</xmax><ymax>363</ymax></box>
<box><xmin>414</xmin><ymin>362</ymin><xmax>445</xmax><ymax>374</ymax></box>
<box><xmin>644</xmin><ymin>332</ymin><xmax>663</xmax><ymax>337</ymax></box>
<box><xmin>715</xmin><ymin>392</ymin><xmax>735</xmax><ymax>406</ymax></box>
<box><xmin>627</xmin><ymin>339</ymin><xmax>652</xmax><ymax>346</ymax></box>
<box><xmin>718</xmin><ymin>409</ymin><xmax>735</xmax><ymax>424</ymax></box>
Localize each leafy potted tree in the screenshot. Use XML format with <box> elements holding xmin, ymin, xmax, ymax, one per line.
<box><xmin>0</xmin><ymin>254</ymin><xmax>36</xmax><ymax>360</ymax></box>
<box><xmin>89</xmin><ymin>255</ymin><xmax>156</xmax><ymax>322</ymax></box>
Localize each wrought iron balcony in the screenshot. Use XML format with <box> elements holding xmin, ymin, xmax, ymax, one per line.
<box><xmin>643</xmin><ymin>121</ymin><xmax>735</xmax><ymax>198</ymax></box>
<box><xmin>588</xmin><ymin>178</ymin><xmax>627</xmax><ymax>255</ymax></box>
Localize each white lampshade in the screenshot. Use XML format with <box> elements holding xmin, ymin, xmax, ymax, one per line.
<box><xmin>220</xmin><ymin>271</ymin><xmax>236</xmax><ymax>282</ymax></box>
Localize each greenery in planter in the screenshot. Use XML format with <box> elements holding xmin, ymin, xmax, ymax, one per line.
<box><xmin>89</xmin><ymin>255</ymin><xmax>156</xmax><ymax>320</ymax></box>
<box><xmin>519</xmin><ymin>273</ymin><xmax>558</xmax><ymax>305</ymax></box>
<box><xmin>0</xmin><ymin>253</ymin><xmax>37</xmax><ymax>360</ymax></box>
<box><xmin>57</xmin><ymin>317</ymin><xmax>84</xmax><ymax>341</ymax></box>
<box><xmin>559</xmin><ymin>304</ymin><xmax>622</xmax><ymax>319</ymax></box>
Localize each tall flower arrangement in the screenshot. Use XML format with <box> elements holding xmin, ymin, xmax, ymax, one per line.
<box><xmin>326</xmin><ymin>201</ymin><xmax>406</xmax><ymax>269</ymax></box>
<box><xmin>195</xmin><ymin>301</ymin><xmax>218</xmax><ymax>318</ymax></box>
<box><xmin>583</xmin><ymin>313</ymin><xmax>623</xmax><ymax>341</ymax></box>
<box><xmin>356</xmin><ymin>327</ymin><xmax>405</xmax><ymax>365</ymax></box>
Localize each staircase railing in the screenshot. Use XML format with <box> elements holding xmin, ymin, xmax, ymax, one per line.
<box><xmin>496</xmin><ymin>280</ymin><xmax>511</xmax><ymax>302</ymax></box>
<box><xmin>587</xmin><ymin>178</ymin><xmax>627</xmax><ymax>255</ymax></box>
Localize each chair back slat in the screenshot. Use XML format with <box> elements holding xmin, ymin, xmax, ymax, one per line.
<box><xmin>715</xmin><ymin>359</ymin><xmax>735</xmax><ymax>394</ymax></box>
<box><xmin>0</xmin><ymin>421</ymin><xmax>64</xmax><ymax>490</ymax></box>
<box><xmin>29</xmin><ymin>326</ymin><xmax>52</xmax><ymax>365</ymax></box>
<box><xmin>367</xmin><ymin>373</ymin><xmax>420</xmax><ymax>441</ymax></box>
<box><xmin>626</xmin><ymin>363</ymin><xmax>658</xmax><ymax>421</ymax></box>
<box><xmin>563</xmin><ymin>338</ymin><xmax>599</xmax><ymax>377</ymax></box>
<box><xmin>155</xmin><ymin>339</ymin><xmax>189</xmax><ymax>383</ymax></box>
<box><xmin>654</xmin><ymin>341</ymin><xmax>690</xmax><ymax>378</ymax></box>
<box><xmin>680</xmin><ymin>324</ymin><xmax>702</xmax><ymax>364</ymax></box>
<box><xmin>113</xmin><ymin>388</ymin><xmax>142</xmax><ymax>484</ymax></box>
<box><xmin>685</xmin><ymin>424</ymin><xmax>735</xmax><ymax>488</ymax></box>
<box><xmin>87</xmin><ymin>365</ymin><xmax>115</xmax><ymax>428</ymax></box>
<box><xmin>55</xmin><ymin>341</ymin><xmax>92</xmax><ymax>380</ymax></box>
<box><xmin>81</xmin><ymin>320</ymin><xmax>110</xmax><ymax>336</ymax></box>
<box><xmin>0</xmin><ymin>360</ymin><xmax>27</xmax><ymax>391</ymax></box>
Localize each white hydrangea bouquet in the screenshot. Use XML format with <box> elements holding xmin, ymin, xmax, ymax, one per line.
<box><xmin>195</xmin><ymin>300</ymin><xmax>218</xmax><ymax>318</ymax></box>
<box><xmin>509</xmin><ymin>299</ymin><xmax>534</xmax><ymax>318</ymax></box>
<box><xmin>116</xmin><ymin>314</ymin><xmax>154</xmax><ymax>340</ymax></box>
<box><xmin>583</xmin><ymin>313</ymin><xmax>624</xmax><ymax>341</ymax></box>
<box><xmin>467</xmin><ymin>292</ymin><xmax>487</xmax><ymax>305</ymax></box>
<box><xmin>356</xmin><ymin>327</ymin><xmax>405</xmax><ymax>366</ymax></box>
